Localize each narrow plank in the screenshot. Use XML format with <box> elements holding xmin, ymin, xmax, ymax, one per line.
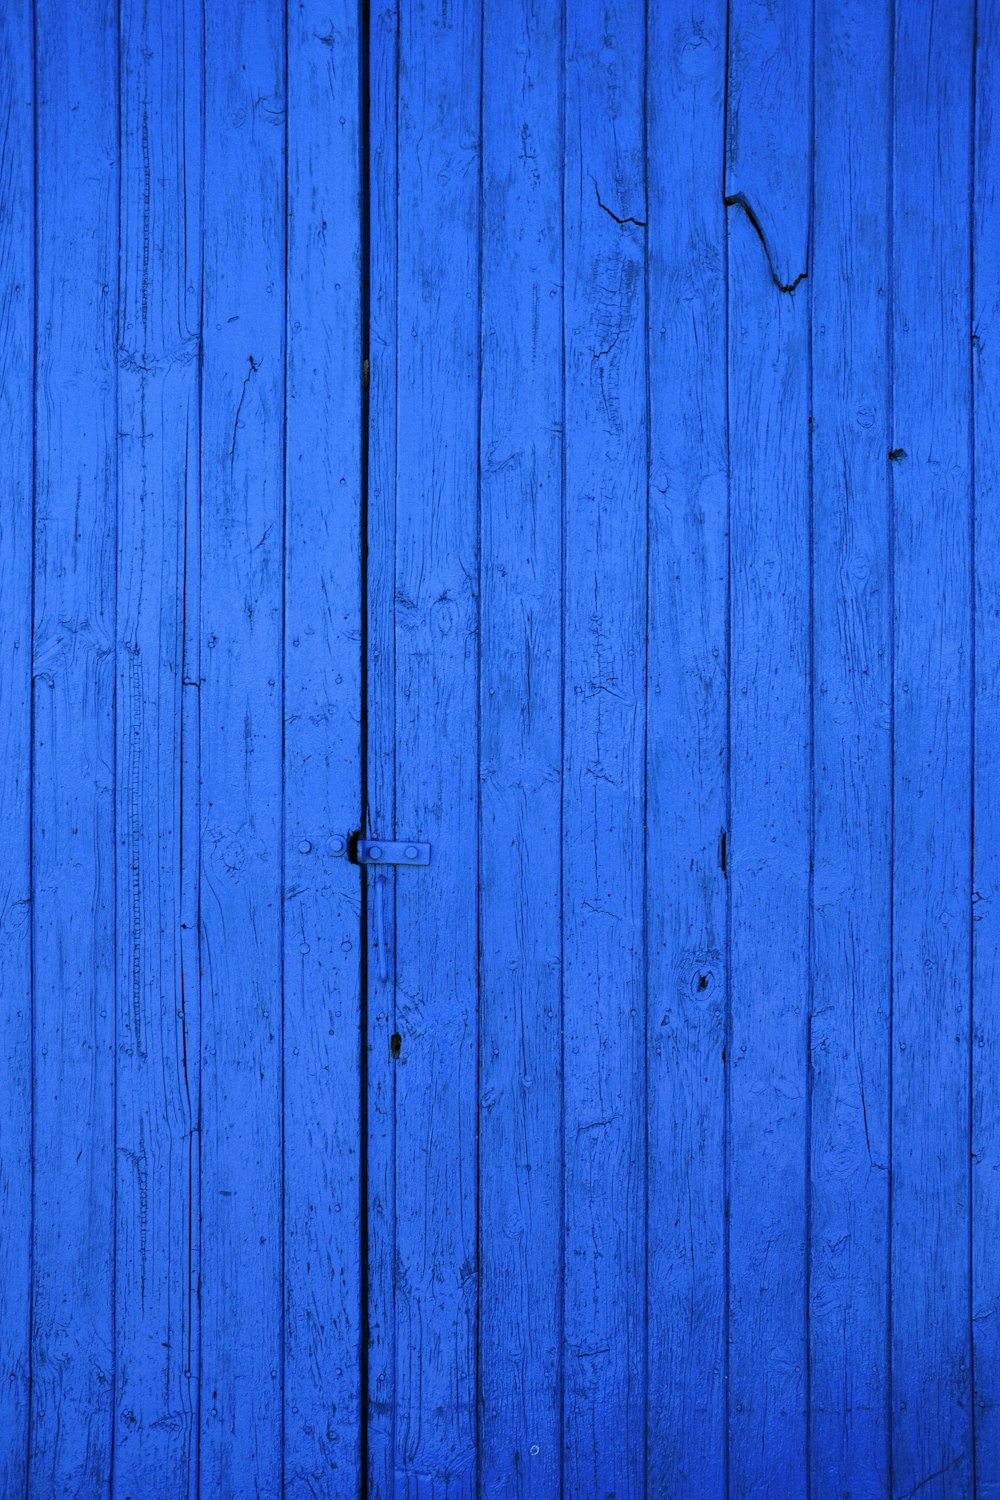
<box><xmin>478</xmin><ymin>0</ymin><xmax>563</xmax><ymax>1494</ymax></box>
<box><xmin>890</xmin><ymin>2</ymin><xmax>975</xmax><ymax>1495</ymax></box>
<box><xmin>808</xmin><ymin>4</ymin><xmax>892</xmax><ymax>1496</ymax></box>
<box><xmin>724</xmin><ymin>0</ymin><xmax>812</xmax><ymax>1492</ymax></box>
<box><xmin>389</xmin><ymin>0</ymin><xmax>481</xmax><ymax>1491</ymax></box>
<box><xmin>644</xmin><ymin>6</ymin><xmax>728</xmax><ymax>1495</ymax></box>
<box><xmin>283</xmin><ymin>4</ymin><xmax>364</xmax><ymax>1495</ymax></box>
<box><xmin>0</xmin><ymin>0</ymin><xmax>34</xmax><ymax>1486</ymax></box>
<box><xmin>198</xmin><ymin>1</ymin><xmax>286</xmax><ymax>1491</ymax></box>
<box><xmin>29</xmin><ymin>0</ymin><xmax>119</xmax><ymax>1491</ymax></box>
<box><xmin>974</xmin><ymin>5</ymin><xmax>1000</xmax><ymax>1492</ymax></box>
<box><xmin>561</xmin><ymin>3</ymin><xmax>647</xmax><ymax>1495</ymax></box>
<box><xmin>112</xmin><ymin>1</ymin><xmax>202</xmax><ymax>1490</ymax></box>
<box><xmin>365</xmin><ymin>2</ymin><xmax>399</xmax><ymax>1496</ymax></box>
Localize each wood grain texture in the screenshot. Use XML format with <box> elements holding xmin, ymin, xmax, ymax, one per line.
<box><xmin>974</xmin><ymin>6</ymin><xmax>1000</xmax><ymax>1492</ymax></box>
<box><xmin>890</xmin><ymin>2</ymin><xmax>975</xmax><ymax>1495</ymax></box>
<box><xmin>365</xmin><ymin>3</ymin><xmax>399</xmax><ymax>1496</ymax></box>
<box><xmin>809</xmin><ymin>3</ymin><xmax>892</xmax><ymax>1495</ymax></box>
<box><xmin>478</xmin><ymin>2</ymin><xmax>563</xmax><ymax>1495</ymax></box>
<box><xmin>0</xmin><ymin>4</ymin><xmax>995</xmax><ymax>1494</ymax></box>
<box><xmin>644</xmin><ymin>6</ymin><xmax>728</xmax><ymax>1495</ymax></box>
<box><xmin>113</xmin><ymin>1</ymin><xmax>202</xmax><ymax>1490</ymax></box>
<box><xmin>0</xmin><ymin>0</ymin><xmax>33</xmax><ymax>1488</ymax></box>
<box><xmin>29</xmin><ymin>2</ymin><xmax>119</xmax><ymax>1491</ymax></box>
<box><xmin>389</xmin><ymin>0</ymin><xmax>482</xmax><ymax>1493</ymax></box>
<box><xmin>283</xmin><ymin>5</ymin><xmax>363</xmax><ymax>1495</ymax></box>
<box><xmin>562</xmin><ymin>4</ymin><xmax>647</xmax><ymax>1496</ymax></box>
<box><xmin>198</xmin><ymin>2</ymin><xmax>286</xmax><ymax>1492</ymax></box>
<box><xmin>725</xmin><ymin>1</ymin><xmax>812</xmax><ymax>1493</ymax></box>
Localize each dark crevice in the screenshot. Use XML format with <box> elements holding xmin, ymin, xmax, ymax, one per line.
<box><xmin>592</xmin><ymin>177</ymin><xmax>646</xmax><ymax>228</ymax></box>
<box><xmin>358</xmin><ymin>1</ymin><xmax>372</xmax><ymax>1495</ymax></box>
<box><xmin>724</xmin><ymin>191</ymin><xmax>807</xmax><ymax>293</ymax></box>
<box><xmin>229</xmin><ymin>353</ymin><xmax>259</xmax><ymax>463</ymax></box>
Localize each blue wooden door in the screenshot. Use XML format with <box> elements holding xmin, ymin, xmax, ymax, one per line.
<box><xmin>1</xmin><ymin>0</ymin><xmax>997</xmax><ymax>1497</ymax></box>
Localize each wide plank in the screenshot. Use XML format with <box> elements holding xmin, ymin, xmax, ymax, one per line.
<box><xmin>365</xmin><ymin>2</ymin><xmax>400</xmax><ymax>1496</ymax></box>
<box><xmin>725</xmin><ymin>0</ymin><xmax>812</xmax><ymax>1492</ymax></box>
<box><xmin>644</xmin><ymin>5</ymin><xmax>728</xmax><ymax>1494</ymax></box>
<box><xmin>30</xmin><ymin>2</ymin><xmax>119</xmax><ymax>1490</ymax></box>
<box><xmin>198</xmin><ymin>2</ymin><xmax>286</xmax><ymax>1491</ymax></box>
<box><xmin>809</xmin><ymin>4</ymin><xmax>892</xmax><ymax>1496</ymax></box>
<box><xmin>388</xmin><ymin>0</ymin><xmax>482</xmax><ymax>1492</ymax></box>
<box><xmin>0</xmin><ymin>0</ymin><xmax>34</xmax><ymax>1488</ymax></box>
<box><xmin>283</xmin><ymin>5</ymin><xmax>364</xmax><ymax>1495</ymax></box>
<box><xmin>112</xmin><ymin>1</ymin><xmax>202</xmax><ymax>1490</ymax></box>
<box><xmin>562</xmin><ymin>3</ymin><xmax>647</xmax><ymax>1495</ymax></box>
<box><xmin>974</xmin><ymin>5</ymin><xmax>1000</xmax><ymax>1493</ymax></box>
<box><xmin>478</xmin><ymin>1</ymin><xmax>563</xmax><ymax>1494</ymax></box>
<box><xmin>890</xmin><ymin>2</ymin><xmax>975</xmax><ymax>1494</ymax></box>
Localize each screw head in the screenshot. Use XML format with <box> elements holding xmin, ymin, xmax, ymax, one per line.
<box><xmin>327</xmin><ymin>834</ymin><xmax>346</xmax><ymax>857</ymax></box>
<box><xmin>299</xmin><ymin>839</ymin><xmax>312</xmax><ymax>855</ymax></box>
<box><xmin>405</xmin><ymin>844</ymin><xmax>419</xmax><ymax>859</ymax></box>
<box><xmin>368</xmin><ymin>844</ymin><xmax>383</xmax><ymax>861</ymax></box>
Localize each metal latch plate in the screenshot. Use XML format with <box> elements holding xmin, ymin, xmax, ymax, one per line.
<box><xmin>356</xmin><ymin>838</ymin><xmax>431</xmax><ymax>867</ymax></box>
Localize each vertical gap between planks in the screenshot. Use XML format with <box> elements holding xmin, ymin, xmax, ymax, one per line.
<box><xmin>804</xmin><ymin>0</ymin><xmax>816</xmax><ymax>1492</ymax></box>
<box><xmin>110</xmin><ymin>0</ymin><xmax>123</xmax><ymax>1486</ymax></box>
<box><xmin>721</xmin><ymin>0</ymin><xmax>733</xmax><ymax>1494</ymax></box>
<box><xmin>393</xmin><ymin>0</ymin><xmax>400</xmax><ymax>1476</ymax></box>
<box><xmin>557</xmin><ymin>0</ymin><xmax>568</xmax><ymax>1488</ymax></box>
<box><xmin>195</xmin><ymin>0</ymin><xmax>208</xmax><ymax>1489</ymax></box>
<box><xmin>178</xmin><ymin>0</ymin><xmax>200</xmax><ymax>1455</ymax></box>
<box><xmin>885</xmin><ymin>0</ymin><xmax>896</xmax><ymax>1486</ymax></box>
<box><xmin>640</xmin><ymin>0</ymin><xmax>651</xmax><ymax>1489</ymax></box>
<box><xmin>968</xmin><ymin>2</ymin><xmax>979</xmax><ymax>1490</ymax></box>
<box><xmin>359</xmin><ymin>1</ymin><xmax>371</xmax><ymax>1494</ymax></box>
<box><xmin>474</xmin><ymin>0</ymin><xmax>485</xmax><ymax>1489</ymax></box>
<box><xmin>26</xmin><ymin>0</ymin><xmax>39</xmax><ymax>1485</ymax></box>
<box><xmin>390</xmin><ymin>1</ymin><xmax>400</xmax><ymax>1479</ymax></box>
<box><xmin>280</xmin><ymin>0</ymin><xmax>290</xmax><ymax>1488</ymax></box>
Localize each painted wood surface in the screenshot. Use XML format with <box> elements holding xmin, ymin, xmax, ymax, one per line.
<box><xmin>809</xmin><ymin>3</ymin><xmax>892</xmax><ymax>1495</ymax></box>
<box><xmin>561</xmin><ymin>5</ymin><xmax>647</xmax><ymax>1498</ymax></box>
<box><xmin>283</xmin><ymin>5</ymin><xmax>364</xmax><ymax>1495</ymax></box>
<box><xmin>644</xmin><ymin>6</ymin><xmax>728</xmax><ymax>1495</ymax></box>
<box><xmin>890</xmin><ymin>4</ymin><xmax>976</xmax><ymax>1496</ymax></box>
<box><xmin>382</xmin><ymin>1</ymin><xmax>482</xmax><ymax>1492</ymax></box>
<box><xmin>365</xmin><ymin>4</ymin><xmax>400</xmax><ymax>1496</ymax></box>
<box><xmin>114</xmin><ymin>0</ymin><xmax>202</xmax><ymax>1492</ymax></box>
<box><xmin>0</xmin><ymin>2</ymin><xmax>994</xmax><ymax>1497</ymax></box>
<box><xmin>725</xmin><ymin>1</ymin><xmax>812</xmax><ymax>1492</ymax></box>
<box><xmin>0</xmin><ymin>0</ymin><xmax>33</xmax><ymax>1490</ymax></box>
<box><xmin>198</xmin><ymin>2</ymin><xmax>286</xmax><ymax>1491</ymax></box>
<box><xmin>974</xmin><ymin>5</ymin><xmax>1000</xmax><ymax>1494</ymax></box>
<box><xmin>30</xmin><ymin>3</ymin><xmax>118</xmax><ymax>1491</ymax></box>
<box><xmin>478</xmin><ymin>0</ymin><xmax>563</xmax><ymax>1495</ymax></box>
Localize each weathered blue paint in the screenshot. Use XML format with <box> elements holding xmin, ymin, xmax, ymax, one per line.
<box><xmin>0</xmin><ymin>2</ymin><xmax>993</xmax><ymax>1497</ymax></box>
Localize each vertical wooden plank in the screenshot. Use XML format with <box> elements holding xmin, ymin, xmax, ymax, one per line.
<box><xmin>0</xmin><ymin>0</ymin><xmax>33</xmax><ymax>1486</ymax></box>
<box><xmin>974</xmin><ymin>6</ymin><xmax>1000</xmax><ymax>1493</ymax></box>
<box><xmin>365</xmin><ymin>2</ymin><xmax>399</xmax><ymax>1496</ymax></box>
<box><xmin>808</xmin><ymin>5</ymin><xmax>892</xmax><ymax>1496</ymax></box>
<box><xmin>199</xmin><ymin>1</ymin><xmax>286</xmax><ymax>1491</ymax></box>
<box><xmin>891</xmin><ymin>3</ymin><xmax>975</xmax><ymax>1495</ymax></box>
<box><xmin>644</xmin><ymin>5</ymin><xmax>727</xmax><ymax>1495</ymax></box>
<box><xmin>562</xmin><ymin>3</ymin><xmax>647</xmax><ymax>1496</ymax></box>
<box><xmin>389</xmin><ymin>0</ymin><xmax>481</xmax><ymax>1491</ymax></box>
<box><xmin>283</xmin><ymin>4</ymin><xmax>364</xmax><ymax>1495</ymax></box>
<box><xmin>112</xmin><ymin>1</ymin><xmax>202</xmax><ymax>1490</ymax></box>
<box><xmin>29</xmin><ymin>0</ymin><xmax>118</xmax><ymax>1491</ymax></box>
<box><xmin>725</xmin><ymin>1</ymin><xmax>812</xmax><ymax>1493</ymax></box>
<box><xmin>478</xmin><ymin>1</ymin><xmax>563</xmax><ymax>1495</ymax></box>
